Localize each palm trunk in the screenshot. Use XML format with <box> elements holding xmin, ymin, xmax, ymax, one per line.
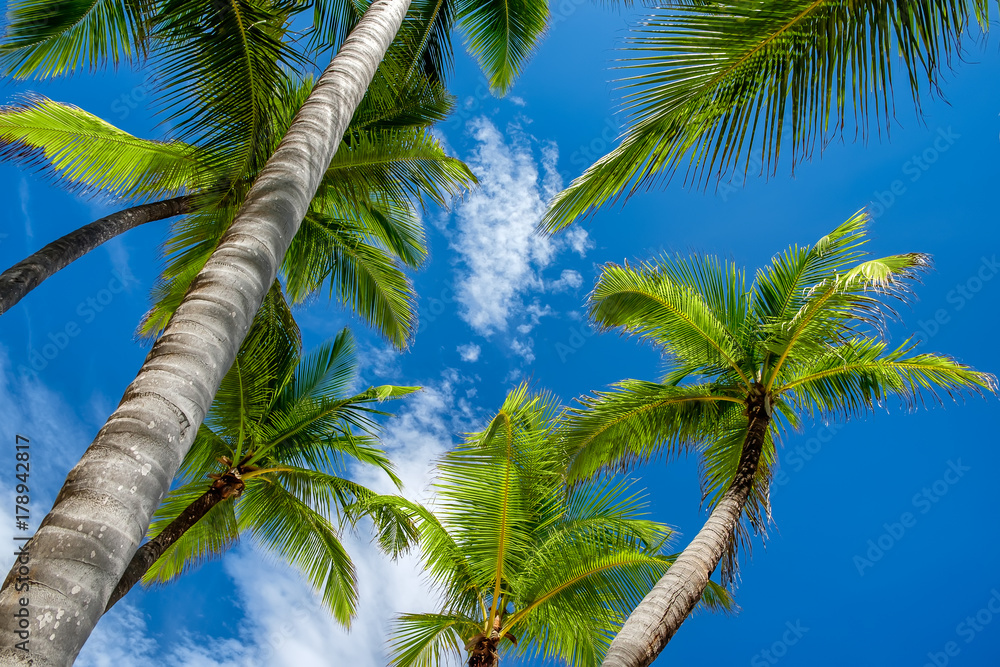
<box><xmin>0</xmin><ymin>1</ymin><xmax>412</xmax><ymax>663</ymax></box>
<box><xmin>601</xmin><ymin>391</ymin><xmax>772</xmax><ymax>667</ymax></box>
<box><xmin>104</xmin><ymin>473</ymin><xmax>244</xmax><ymax>612</ymax></box>
<box><xmin>0</xmin><ymin>196</ymin><xmax>191</xmax><ymax>316</ymax></box>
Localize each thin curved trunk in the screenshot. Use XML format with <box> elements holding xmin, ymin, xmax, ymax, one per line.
<box><xmin>0</xmin><ymin>1</ymin><xmax>411</xmax><ymax>663</ymax></box>
<box><xmin>0</xmin><ymin>196</ymin><xmax>191</xmax><ymax>316</ymax></box>
<box><xmin>601</xmin><ymin>392</ymin><xmax>771</xmax><ymax>667</ymax></box>
<box><xmin>104</xmin><ymin>473</ymin><xmax>244</xmax><ymax>612</ymax></box>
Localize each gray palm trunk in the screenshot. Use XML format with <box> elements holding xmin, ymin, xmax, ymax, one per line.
<box><xmin>601</xmin><ymin>391</ymin><xmax>772</xmax><ymax>667</ymax></box>
<box><xmin>0</xmin><ymin>196</ymin><xmax>191</xmax><ymax>316</ymax></box>
<box><xmin>0</xmin><ymin>0</ymin><xmax>412</xmax><ymax>662</ymax></box>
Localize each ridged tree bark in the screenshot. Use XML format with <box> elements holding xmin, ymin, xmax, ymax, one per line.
<box><xmin>601</xmin><ymin>390</ymin><xmax>772</xmax><ymax>667</ymax></box>
<box><xmin>104</xmin><ymin>471</ymin><xmax>245</xmax><ymax>612</ymax></box>
<box><xmin>0</xmin><ymin>0</ymin><xmax>412</xmax><ymax>662</ymax></box>
<box><xmin>0</xmin><ymin>196</ymin><xmax>191</xmax><ymax>316</ymax></box>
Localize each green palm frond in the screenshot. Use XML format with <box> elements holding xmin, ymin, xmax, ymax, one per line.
<box><xmin>319</xmin><ymin>127</ymin><xmax>476</xmax><ymax>211</ymax></box>
<box><xmin>777</xmin><ymin>337</ymin><xmax>995</xmax><ymax>417</ymax></box>
<box><xmin>390</xmin><ymin>612</ymin><xmax>479</xmax><ymax>667</ymax></box>
<box><xmin>142</xmin><ymin>479</ymin><xmax>240</xmax><ymax>585</ymax></box>
<box><xmin>562</xmin><ymin>381</ymin><xmax>741</xmax><ymax>481</ymax></box>
<box><xmin>542</xmin><ymin>0</ymin><xmax>990</xmax><ymax>231</ymax></box>
<box><xmin>393</xmin><ymin>386</ymin><xmax>702</xmax><ymax>667</ymax></box>
<box><xmin>238</xmin><ymin>478</ymin><xmax>358</xmax><ymax>624</ymax></box>
<box><xmin>591</xmin><ymin>260</ymin><xmax>752</xmax><ymax>384</ymax></box>
<box><xmin>753</xmin><ymin>212</ymin><xmax>870</xmax><ymax>324</ymax></box>
<box><xmin>282</xmin><ymin>211</ymin><xmax>420</xmax><ymax>349</ymax></box>
<box><xmin>0</xmin><ymin>95</ymin><xmax>197</xmax><ymax>199</ymax></box>
<box><xmin>453</xmin><ymin>0</ymin><xmax>549</xmax><ymax>94</ymax></box>
<box><xmin>761</xmin><ymin>252</ymin><xmax>932</xmax><ymax>390</ymax></box>
<box><xmin>150</xmin><ymin>0</ymin><xmax>305</xmax><ymax>201</ymax></box>
<box><xmin>0</xmin><ymin>0</ymin><xmax>150</xmax><ymax>78</ymax></box>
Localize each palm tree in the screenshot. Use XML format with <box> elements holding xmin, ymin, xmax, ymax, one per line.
<box><xmin>0</xmin><ymin>0</ymin><xmax>554</xmax><ymax>658</ymax></box>
<box><xmin>0</xmin><ymin>74</ymin><xmax>471</xmax><ymax>344</ymax></box>
<box><xmin>559</xmin><ymin>213</ymin><xmax>994</xmax><ymax>667</ymax></box>
<box><xmin>104</xmin><ymin>290</ymin><xmax>417</xmax><ymax>622</ymax></box>
<box><xmin>541</xmin><ymin>0</ymin><xmax>992</xmax><ymax>231</ymax></box>
<box><xmin>388</xmin><ymin>385</ymin><xmax>732</xmax><ymax>667</ymax></box>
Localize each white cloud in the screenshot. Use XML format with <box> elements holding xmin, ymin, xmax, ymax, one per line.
<box><xmin>457</xmin><ymin>343</ymin><xmax>481</xmax><ymax>362</ymax></box>
<box><xmin>509</xmin><ymin>338</ymin><xmax>535</xmax><ymax>363</ymax></box>
<box><xmin>508</xmin><ymin>96</ymin><xmax>527</xmax><ymax>107</ymax></box>
<box><xmin>549</xmin><ymin>269</ymin><xmax>584</xmax><ymax>293</ymax></box>
<box><xmin>450</xmin><ymin>119</ymin><xmax>559</xmax><ymax>337</ymax></box>
<box><xmin>563</xmin><ymin>226</ymin><xmax>594</xmax><ymax>257</ymax></box>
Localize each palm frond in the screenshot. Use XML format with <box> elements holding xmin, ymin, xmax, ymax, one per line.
<box><xmin>142</xmin><ymin>480</ymin><xmax>240</xmax><ymax>585</ymax></box>
<box><xmin>542</xmin><ymin>0</ymin><xmax>989</xmax><ymax>230</ymax></box>
<box><xmin>777</xmin><ymin>337</ymin><xmax>996</xmax><ymax>417</ymax></box>
<box><xmin>591</xmin><ymin>259</ymin><xmax>751</xmax><ymax>383</ymax></box>
<box><xmin>238</xmin><ymin>478</ymin><xmax>358</xmax><ymax>624</ymax></box>
<box><xmin>453</xmin><ymin>0</ymin><xmax>549</xmax><ymax>94</ymax></box>
<box><xmin>0</xmin><ymin>0</ymin><xmax>149</xmax><ymax>78</ymax></box>
<box><xmin>0</xmin><ymin>95</ymin><xmax>197</xmax><ymax>199</ymax></box>
<box><xmin>389</xmin><ymin>612</ymin><xmax>479</xmax><ymax>667</ymax></box>
<box><xmin>563</xmin><ymin>381</ymin><xmax>741</xmax><ymax>481</ymax></box>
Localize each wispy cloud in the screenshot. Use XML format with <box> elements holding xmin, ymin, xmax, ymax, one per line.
<box><xmin>449</xmin><ymin>118</ymin><xmax>591</xmax><ymax>348</ymax></box>
<box><xmin>19</xmin><ymin>178</ymin><xmax>33</xmax><ymax>239</ymax></box>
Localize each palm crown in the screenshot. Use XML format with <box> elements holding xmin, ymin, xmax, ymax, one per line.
<box><xmin>562</xmin><ymin>212</ymin><xmax>994</xmax><ymax>580</ymax></box>
<box><xmin>132</xmin><ymin>292</ymin><xmax>419</xmax><ymax>624</ymax></box>
<box><xmin>389</xmin><ymin>385</ymin><xmax>732</xmax><ymax>667</ymax></box>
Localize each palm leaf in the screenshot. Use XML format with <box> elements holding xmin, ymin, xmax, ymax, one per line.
<box><xmin>542</xmin><ymin>0</ymin><xmax>990</xmax><ymax>231</ymax></box>
<box><xmin>0</xmin><ymin>95</ymin><xmax>197</xmax><ymax>199</ymax></box>
<box><xmin>0</xmin><ymin>0</ymin><xmax>150</xmax><ymax>78</ymax></box>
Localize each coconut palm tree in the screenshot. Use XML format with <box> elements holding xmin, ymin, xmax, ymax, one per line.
<box><xmin>0</xmin><ymin>0</ymin><xmax>554</xmax><ymax>660</ymax></box>
<box><xmin>541</xmin><ymin>0</ymin><xmax>992</xmax><ymax>231</ymax></box>
<box><xmin>388</xmin><ymin>384</ymin><xmax>732</xmax><ymax>667</ymax></box>
<box><xmin>559</xmin><ymin>213</ymin><xmax>994</xmax><ymax>667</ymax></box>
<box><xmin>105</xmin><ymin>288</ymin><xmax>419</xmax><ymax>621</ymax></box>
<box><xmin>0</xmin><ymin>73</ymin><xmax>470</xmax><ymax>344</ymax></box>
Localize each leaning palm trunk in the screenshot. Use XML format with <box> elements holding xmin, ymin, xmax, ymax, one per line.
<box><xmin>0</xmin><ymin>196</ymin><xmax>191</xmax><ymax>316</ymax></box>
<box><xmin>602</xmin><ymin>395</ymin><xmax>771</xmax><ymax>667</ymax></box>
<box><xmin>104</xmin><ymin>471</ymin><xmax>245</xmax><ymax>612</ymax></box>
<box><xmin>0</xmin><ymin>1</ymin><xmax>411</xmax><ymax>662</ymax></box>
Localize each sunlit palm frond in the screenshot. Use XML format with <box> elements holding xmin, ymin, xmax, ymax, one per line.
<box><xmin>238</xmin><ymin>478</ymin><xmax>358</xmax><ymax>624</ymax></box>
<box><xmin>563</xmin><ymin>381</ymin><xmax>741</xmax><ymax>481</ymax></box>
<box><xmin>150</xmin><ymin>0</ymin><xmax>304</xmax><ymax>202</ymax></box>
<box><xmin>453</xmin><ymin>0</ymin><xmax>549</xmax><ymax>94</ymax></box>
<box><xmin>390</xmin><ymin>612</ymin><xmax>479</xmax><ymax>667</ymax></box>
<box><xmin>142</xmin><ymin>479</ymin><xmax>240</xmax><ymax>585</ymax></box>
<box><xmin>590</xmin><ymin>260</ymin><xmax>751</xmax><ymax>382</ymax></box>
<box><xmin>0</xmin><ymin>95</ymin><xmax>196</xmax><ymax>199</ymax></box>
<box><xmin>0</xmin><ymin>0</ymin><xmax>150</xmax><ymax>78</ymax></box>
<box><xmin>542</xmin><ymin>0</ymin><xmax>989</xmax><ymax>231</ymax></box>
<box><xmin>777</xmin><ymin>337</ymin><xmax>995</xmax><ymax>418</ymax></box>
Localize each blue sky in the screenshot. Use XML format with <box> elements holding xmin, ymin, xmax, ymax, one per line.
<box><xmin>1</xmin><ymin>5</ymin><xmax>999</xmax><ymax>667</ymax></box>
